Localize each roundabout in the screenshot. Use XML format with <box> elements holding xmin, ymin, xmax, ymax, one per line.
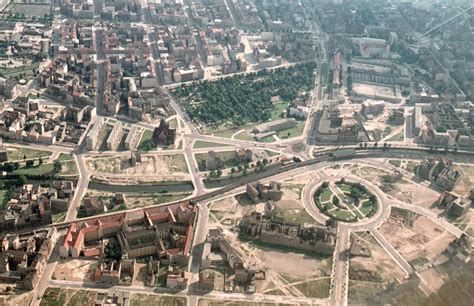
<box><xmin>313</xmin><ymin>179</ymin><xmax>378</xmax><ymax>222</ymax></box>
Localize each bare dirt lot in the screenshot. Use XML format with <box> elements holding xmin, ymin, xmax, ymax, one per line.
<box><xmin>257</xmin><ymin>248</ymin><xmax>332</xmax><ymax>279</ymax></box>
<box><xmin>453</xmin><ymin>164</ymin><xmax>474</xmax><ymax>196</ymax></box>
<box><xmin>53</xmin><ymin>259</ymin><xmax>96</xmax><ymax>282</ymax></box>
<box><xmin>209</xmin><ymin>195</ymin><xmax>266</xmax><ymax>226</ymax></box>
<box><xmin>383</xmin><ymin>179</ymin><xmax>440</xmax><ymax>206</ymax></box>
<box><xmin>0</xmin><ymin>288</ymin><xmax>33</xmax><ymax>306</ymax></box>
<box><xmin>350</xmin><ymin>232</ymin><xmax>405</xmax><ymax>283</ymax></box>
<box><xmin>418</xmin><ymin>267</ymin><xmax>445</xmax><ymax>292</ymax></box>
<box><xmin>380</xmin><ymin>210</ymin><xmax>456</xmax><ymax>262</ymax></box>
<box><xmin>133</xmin><ymin>263</ymin><xmax>147</xmax><ymax>286</ymax></box>
<box><xmin>87</xmin><ymin>154</ymin><xmax>189</xmax><ymax>181</ymax></box>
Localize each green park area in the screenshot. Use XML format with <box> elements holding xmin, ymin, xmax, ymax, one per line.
<box><xmin>137</xmin><ymin>129</ymin><xmax>155</xmax><ymax>151</ymax></box>
<box><xmin>6</xmin><ymin>147</ymin><xmax>52</xmax><ymax>161</ymax></box>
<box><xmin>172</xmin><ymin>63</ymin><xmax>315</xmax><ymax>133</ymax></box>
<box><xmin>314</xmin><ymin>180</ymin><xmax>377</xmax><ymax>222</ymax></box>
<box><xmin>193</xmin><ymin>140</ymin><xmax>232</xmax><ymax>149</ymax></box>
<box><xmin>195</xmin><ymin>151</ymin><xmax>242</xmax><ymax>171</ymax></box>
<box><xmin>0</xmin><ymin>61</ymin><xmax>40</xmax><ymax>81</ymax></box>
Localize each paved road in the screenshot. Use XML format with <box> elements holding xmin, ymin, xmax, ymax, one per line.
<box><xmin>331</xmin><ymin>225</ymin><xmax>351</xmax><ymax>306</ymax></box>
<box><xmin>65</xmin><ymin>154</ymin><xmax>90</xmax><ymax>222</ymax></box>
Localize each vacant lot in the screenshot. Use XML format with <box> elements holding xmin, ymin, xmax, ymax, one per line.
<box><xmin>40</xmin><ymin>287</ymin><xmax>96</xmax><ymax>306</ymax></box>
<box><xmin>256</xmin><ymin>246</ymin><xmax>332</xmax><ymax>279</ymax></box>
<box><xmin>380</xmin><ymin>209</ymin><xmax>456</xmax><ymax>262</ymax></box>
<box><xmin>87</xmin><ymin>154</ymin><xmax>189</xmax><ymax>181</ymax></box>
<box><xmin>199</xmin><ymin>300</ymin><xmax>283</xmax><ymax>306</ymax></box>
<box><xmin>130</xmin><ymin>294</ymin><xmax>186</xmax><ymax>306</ymax></box>
<box><xmin>453</xmin><ymin>164</ymin><xmax>474</xmax><ymax>196</ymax></box>
<box><xmin>383</xmin><ymin>179</ymin><xmax>439</xmax><ymax>206</ymax></box>
<box><xmin>53</xmin><ymin>258</ymin><xmax>96</xmax><ymax>282</ymax></box>
<box><xmin>350</xmin><ymin>232</ymin><xmax>405</xmax><ymax>283</ymax></box>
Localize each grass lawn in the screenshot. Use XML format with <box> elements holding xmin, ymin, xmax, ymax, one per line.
<box><xmin>294</xmin><ymin>278</ymin><xmax>331</xmax><ymax>298</ymax></box>
<box><xmin>347</xmin><ymin>203</ymin><xmax>364</xmax><ymax>219</ymax></box>
<box><xmin>389</xmin><ymin>160</ymin><xmax>401</xmax><ymax>167</ymax></box>
<box><xmin>152</xmin><ymin>192</ymin><xmax>191</xmax><ymax>205</ymax></box>
<box><xmin>201</xmin><ymin>121</ymin><xmax>233</xmax><ymax>134</ymax></box>
<box><xmin>386</xmin><ymin>129</ymin><xmax>404</xmax><ymax>142</ymax></box>
<box><xmin>270</xmin><ymin>102</ymin><xmax>289</xmax><ymax>120</ymax></box>
<box><xmin>59</xmin><ymin>161</ymin><xmax>78</xmax><ymax>176</ymax></box>
<box><xmin>0</xmin><ymin>189</ymin><xmax>10</xmax><ymax>206</ymax></box>
<box><xmin>57</xmin><ymin>153</ymin><xmax>73</xmax><ymax>161</ymax></box>
<box><xmin>320</xmin><ymin>188</ymin><xmax>332</xmax><ymax>202</ymax></box>
<box><xmin>265</xmin><ymin>149</ymin><xmax>280</xmax><ymax>157</ymax></box>
<box><xmin>276</xmin><ymin>121</ymin><xmax>305</xmax><ymax>139</ymax></box>
<box><xmin>98</xmin><ymin>125</ymin><xmax>113</xmax><ymax>151</ymax></box>
<box><xmin>52</xmin><ymin>212</ymin><xmax>66</xmax><ymax>223</ymax></box>
<box><xmin>7</xmin><ymin>147</ymin><xmax>51</xmax><ymax>161</ymax></box>
<box><xmin>11</xmin><ymin>163</ymin><xmax>55</xmax><ymax>176</ymax></box>
<box><xmin>234</xmin><ymin>131</ymin><xmax>256</xmax><ymax>141</ymax></box>
<box><xmin>274</xmin><ymin>207</ymin><xmax>316</xmax><ymax>225</ymax></box>
<box><xmin>292</xmin><ymin>143</ymin><xmax>306</xmax><ymax>152</ymax></box>
<box><xmin>212</xmin><ymin>129</ymin><xmax>235</xmax><ymax>139</ymax></box>
<box><xmin>137</xmin><ymin>129</ymin><xmax>156</xmax><ymax>151</ymax></box>
<box><xmin>195</xmin><ymin>151</ymin><xmax>240</xmax><ymax>171</ymax></box>
<box><xmin>328</xmin><ymin>209</ymin><xmax>357</xmax><ymax>221</ymax></box>
<box><xmin>167</xmin><ymin>118</ymin><xmax>178</xmax><ymax>129</ymax></box>
<box><xmin>337</xmin><ymin>183</ymin><xmax>352</xmax><ymax>193</ymax></box>
<box><xmin>258</xmin><ymin>135</ymin><xmax>276</xmax><ymax>143</ymax></box>
<box><xmin>193</xmin><ymin>140</ymin><xmax>232</xmax><ymax>149</ymax></box>
<box><xmin>360</xmin><ymin>200</ymin><xmax>375</xmax><ymax>216</ymax></box>
<box><xmin>0</xmin><ymin>62</ymin><xmax>40</xmax><ymax>80</ymax></box>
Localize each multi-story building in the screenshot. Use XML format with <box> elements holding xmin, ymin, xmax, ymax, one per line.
<box><xmin>124</xmin><ymin>126</ymin><xmax>140</xmax><ymax>150</ymax></box>
<box><xmin>86</xmin><ymin>117</ymin><xmax>105</xmax><ymax>150</ymax></box>
<box><xmin>0</xmin><ymin>228</ymin><xmax>56</xmax><ymax>290</ymax></box>
<box><xmin>417</xmin><ymin>158</ymin><xmax>461</xmax><ymax>191</ymax></box>
<box><xmin>239</xmin><ymin>212</ymin><xmax>337</xmax><ymax>256</ymax></box>
<box><xmin>60</xmin><ymin>203</ymin><xmax>196</xmax><ymax>265</ymax></box>
<box><xmin>437</xmin><ymin>192</ymin><xmax>471</xmax><ymax>219</ymax></box>
<box><xmin>106</xmin><ymin>122</ymin><xmax>123</xmax><ymax>151</ymax></box>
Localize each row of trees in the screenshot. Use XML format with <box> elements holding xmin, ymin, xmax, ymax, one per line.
<box><xmin>0</xmin><ymin>159</ymin><xmax>61</xmax><ymax>173</ymax></box>
<box><xmin>208</xmin><ymin>158</ymin><xmax>272</xmax><ymax>180</ymax></box>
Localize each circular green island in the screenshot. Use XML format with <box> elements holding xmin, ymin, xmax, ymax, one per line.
<box><xmin>313</xmin><ymin>179</ymin><xmax>378</xmax><ymax>222</ymax></box>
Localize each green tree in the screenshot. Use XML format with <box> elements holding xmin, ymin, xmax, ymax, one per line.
<box><xmin>53</xmin><ymin>160</ymin><xmax>62</xmax><ymax>172</ymax></box>
<box><xmin>18</xmin><ymin>175</ymin><xmax>28</xmax><ymax>186</ymax></box>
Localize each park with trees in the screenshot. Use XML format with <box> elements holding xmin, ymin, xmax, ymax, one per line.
<box><xmin>172</xmin><ymin>63</ymin><xmax>316</xmax><ymax>129</ymax></box>
<box><xmin>313</xmin><ymin>179</ymin><xmax>378</xmax><ymax>222</ymax></box>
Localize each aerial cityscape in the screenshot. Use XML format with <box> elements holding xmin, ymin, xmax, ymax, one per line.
<box><xmin>0</xmin><ymin>0</ymin><xmax>472</xmax><ymax>305</ymax></box>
